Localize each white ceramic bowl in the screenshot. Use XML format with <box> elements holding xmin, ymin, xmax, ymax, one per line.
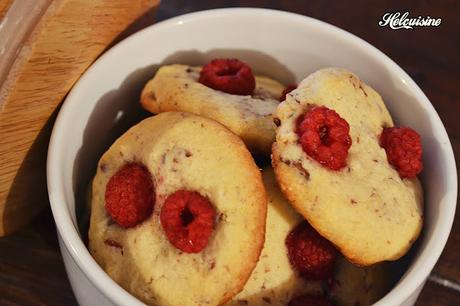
<box><xmin>47</xmin><ymin>8</ymin><xmax>457</xmax><ymax>306</ymax></box>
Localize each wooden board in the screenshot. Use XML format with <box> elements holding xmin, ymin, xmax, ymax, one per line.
<box><xmin>0</xmin><ymin>0</ymin><xmax>160</xmax><ymax>236</ymax></box>
<box><xmin>0</xmin><ymin>0</ymin><xmax>13</xmax><ymax>19</ymax></box>
<box><xmin>0</xmin><ymin>2</ymin><xmax>459</xmax><ymax>305</ymax></box>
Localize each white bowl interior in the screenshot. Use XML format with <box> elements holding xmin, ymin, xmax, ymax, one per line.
<box><xmin>47</xmin><ymin>8</ymin><xmax>457</xmax><ymax>306</ymax></box>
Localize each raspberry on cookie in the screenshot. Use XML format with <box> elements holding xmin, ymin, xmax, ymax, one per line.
<box><xmin>286</xmin><ymin>221</ymin><xmax>337</xmax><ymax>280</ymax></box>
<box><xmin>105</xmin><ymin>163</ymin><xmax>154</xmax><ymax>228</ymax></box>
<box><xmin>380</xmin><ymin>126</ymin><xmax>423</xmax><ymax>178</ymax></box>
<box><xmin>89</xmin><ymin>112</ymin><xmax>267</xmax><ymax>306</ymax></box>
<box><xmin>228</xmin><ymin>168</ymin><xmax>391</xmax><ymax>306</ymax></box>
<box><xmin>140</xmin><ymin>59</ymin><xmax>285</xmax><ymax>154</ymax></box>
<box><xmin>199</xmin><ymin>58</ymin><xmax>256</xmax><ymax>95</ymax></box>
<box><xmin>228</xmin><ymin>168</ymin><xmax>324</xmax><ymax>305</ymax></box>
<box><xmin>160</xmin><ymin>190</ymin><xmax>216</xmax><ymax>253</ymax></box>
<box><xmin>297</xmin><ymin>106</ymin><xmax>352</xmax><ymax>171</ymax></box>
<box><xmin>272</xmin><ymin>68</ymin><xmax>423</xmax><ymax>266</ymax></box>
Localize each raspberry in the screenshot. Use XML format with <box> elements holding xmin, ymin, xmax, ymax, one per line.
<box><xmin>288</xmin><ymin>295</ymin><xmax>335</xmax><ymax>306</ymax></box>
<box><xmin>199</xmin><ymin>58</ymin><xmax>255</xmax><ymax>95</ymax></box>
<box><xmin>380</xmin><ymin>127</ymin><xmax>423</xmax><ymax>178</ymax></box>
<box><xmin>297</xmin><ymin>106</ymin><xmax>352</xmax><ymax>170</ymax></box>
<box><xmin>286</xmin><ymin>221</ymin><xmax>337</xmax><ymax>280</ymax></box>
<box><xmin>280</xmin><ymin>84</ymin><xmax>297</xmax><ymax>101</ymax></box>
<box><xmin>105</xmin><ymin>163</ymin><xmax>154</xmax><ymax>228</ymax></box>
<box><xmin>160</xmin><ymin>190</ymin><xmax>216</xmax><ymax>253</ymax></box>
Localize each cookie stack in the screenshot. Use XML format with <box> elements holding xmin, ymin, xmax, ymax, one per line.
<box><xmin>89</xmin><ymin>59</ymin><xmax>423</xmax><ymax>306</ymax></box>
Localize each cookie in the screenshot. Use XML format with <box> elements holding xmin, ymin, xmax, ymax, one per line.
<box><xmin>89</xmin><ymin>112</ymin><xmax>267</xmax><ymax>306</ymax></box>
<box><xmin>227</xmin><ymin>168</ymin><xmax>324</xmax><ymax>305</ymax></box>
<box><xmin>140</xmin><ymin>64</ymin><xmax>284</xmax><ymax>154</ymax></box>
<box><xmin>272</xmin><ymin>68</ymin><xmax>423</xmax><ymax>266</ymax></box>
<box><xmin>228</xmin><ymin>168</ymin><xmax>392</xmax><ymax>306</ymax></box>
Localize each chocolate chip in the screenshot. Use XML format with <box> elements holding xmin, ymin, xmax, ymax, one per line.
<box><xmin>281</xmin><ymin>159</ymin><xmax>291</xmax><ymax>166</ymax></box>
<box><xmin>292</xmin><ymin>161</ymin><xmax>310</xmax><ymax>179</ymax></box>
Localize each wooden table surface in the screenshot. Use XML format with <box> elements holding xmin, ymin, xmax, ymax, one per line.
<box><xmin>0</xmin><ymin>1</ymin><xmax>459</xmax><ymax>305</ymax></box>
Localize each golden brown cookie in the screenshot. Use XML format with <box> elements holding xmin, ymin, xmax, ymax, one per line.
<box><xmin>272</xmin><ymin>68</ymin><xmax>423</xmax><ymax>266</ymax></box>
<box><xmin>227</xmin><ymin>168</ymin><xmax>323</xmax><ymax>305</ymax></box>
<box><xmin>228</xmin><ymin>168</ymin><xmax>393</xmax><ymax>306</ymax></box>
<box><xmin>140</xmin><ymin>64</ymin><xmax>284</xmax><ymax>154</ymax></box>
<box><xmin>89</xmin><ymin>112</ymin><xmax>267</xmax><ymax>306</ymax></box>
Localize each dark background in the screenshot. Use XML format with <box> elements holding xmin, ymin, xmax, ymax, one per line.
<box><xmin>1</xmin><ymin>1</ymin><xmax>459</xmax><ymax>305</ymax></box>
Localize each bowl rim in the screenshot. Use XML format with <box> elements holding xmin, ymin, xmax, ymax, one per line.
<box><xmin>47</xmin><ymin>7</ymin><xmax>458</xmax><ymax>306</ymax></box>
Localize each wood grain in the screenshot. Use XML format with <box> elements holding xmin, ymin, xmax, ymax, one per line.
<box><xmin>0</xmin><ymin>1</ymin><xmax>458</xmax><ymax>305</ymax></box>
<box><xmin>0</xmin><ymin>0</ymin><xmax>160</xmax><ymax>236</ymax></box>
<box><xmin>0</xmin><ymin>208</ymin><xmax>76</xmax><ymax>306</ymax></box>
<box><xmin>0</xmin><ymin>0</ymin><xmax>13</xmax><ymax>19</ymax></box>
<box><xmin>416</xmin><ymin>279</ymin><xmax>460</xmax><ymax>306</ymax></box>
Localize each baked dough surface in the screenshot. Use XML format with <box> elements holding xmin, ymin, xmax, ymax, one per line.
<box><xmin>89</xmin><ymin>112</ymin><xmax>267</xmax><ymax>306</ymax></box>
<box><xmin>228</xmin><ymin>168</ymin><xmax>323</xmax><ymax>305</ymax></box>
<box><xmin>272</xmin><ymin>68</ymin><xmax>423</xmax><ymax>265</ymax></box>
<box><xmin>228</xmin><ymin>168</ymin><xmax>392</xmax><ymax>305</ymax></box>
<box><xmin>140</xmin><ymin>65</ymin><xmax>284</xmax><ymax>154</ymax></box>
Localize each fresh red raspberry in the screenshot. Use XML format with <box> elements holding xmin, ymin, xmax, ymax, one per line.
<box><xmin>380</xmin><ymin>127</ymin><xmax>423</xmax><ymax>178</ymax></box>
<box><xmin>297</xmin><ymin>106</ymin><xmax>352</xmax><ymax>170</ymax></box>
<box><xmin>288</xmin><ymin>295</ymin><xmax>335</xmax><ymax>306</ymax></box>
<box><xmin>280</xmin><ymin>84</ymin><xmax>297</xmax><ymax>101</ymax></box>
<box><xmin>199</xmin><ymin>58</ymin><xmax>256</xmax><ymax>95</ymax></box>
<box><xmin>160</xmin><ymin>190</ymin><xmax>216</xmax><ymax>253</ymax></box>
<box><xmin>105</xmin><ymin>163</ymin><xmax>154</xmax><ymax>228</ymax></box>
<box><xmin>286</xmin><ymin>221</ymin><xmax>337</xmax><ymax>280</ymax></box>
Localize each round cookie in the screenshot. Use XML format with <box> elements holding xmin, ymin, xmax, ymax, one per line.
<box><xmin>140</xmin><ymin>64</ymin><xmax>284</xmax><ymax>154</ymax></box>
<box><xmin>272</xmin><ymin>68</ymin><xmax>423</xmax><ymax>266</ymax></box>
<box><xmin>228</xmin><ymin>168</ymin><xmax>392</xmax><ymax>306</ymax></box>
<box><xmin>89</xmin><ymin>112</ymin><xmax>267</xmax><ymax>306</ymax></box>
<box><xmin>227</xmin><ymin>168</ymin><xmax>324</xmax><ymax>305</ymax></box>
